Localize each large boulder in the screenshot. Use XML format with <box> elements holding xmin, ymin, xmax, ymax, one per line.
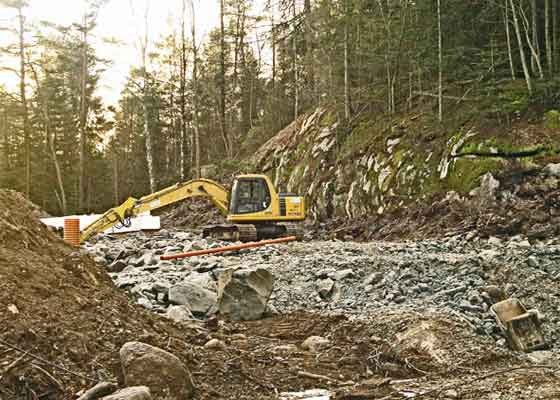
<box><xmin>544</xmin><ymin>163</ymin><xmax>560</xmax><ymax>177</ymax></box>
<box><xmin>169</xmin><ymin>282</ymin><xmax>217</xmax><ymax>315</ymax></box>
<box><xmin>217</xmin><ymin>268</ymin><xmax>274</xmax><ymax>320</ymax></box>
<box><xmin>470</xmin><ymin>172</ymin><xmax>500</xmax><ymax>200</ymax></box>
<box><xmin>165</xmin><ymin>305</ymin><xmax>194</xmax><ymax>322</ymax></box>
<box><xmin>101</xmin><ymin>387</ymin><xmax>151</xmax><ymax>400</ymax></box>
<box><xmin>119</xmin><ymin>342</ymin><xmax>194</xmax><ymax>400</ymax></box>
<box><xmin>184</xmin><ymin>271</ymin><xmax>217</xmax><ymax>291</ymax></box>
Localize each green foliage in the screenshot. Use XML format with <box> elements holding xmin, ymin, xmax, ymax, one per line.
<box><xmin>495</xmin><ymin>85</ymin><xmax>530</xmax><ymax>115</ymax></box>
<box><xmin>446</xmin><ymin>158</ymin><xmax>502</xmax><ymax>194</ymax></box>
<box><xmin>545</xmin><ymin>110</ymin><xmax>560</xmax><ymax>129</ymax></box>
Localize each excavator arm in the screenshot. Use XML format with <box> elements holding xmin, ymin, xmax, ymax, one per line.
<box><xmin>80</xmin><ymin>179</ymin><xmax>230</xmax><ymax>243</ymax></box>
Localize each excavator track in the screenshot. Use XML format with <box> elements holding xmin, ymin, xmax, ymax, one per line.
<box><xmin>202</xmin><ymin>223</ymin><xmax>302</xmax><ymax>242</ymax></box>
<box><xmin>202</xmin><ymin>224</ymin><xmax>258</xmax><ymax>242</ymax></box>
<box><xmin>281</xmin><ymin>223</ymin><xmax>304</xmax><ymax>240</ymax></box>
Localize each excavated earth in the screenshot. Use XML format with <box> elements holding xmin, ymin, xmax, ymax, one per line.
<box><xmin>310</xmin><ymin>165</ymin><xmax>560</xmax><ymax>242</ymax></box>
<box><xmin>2</xmin><ymin>187</ymin><xmax>560</xmax><ymax>400</ymax></box>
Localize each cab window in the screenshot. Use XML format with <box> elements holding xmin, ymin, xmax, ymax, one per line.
<box><xmin>230</xmin><ymin>178</ymin><xmax>271</xmax><ymax>214</ymax></box>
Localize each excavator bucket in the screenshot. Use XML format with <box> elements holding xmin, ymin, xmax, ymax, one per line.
<box><xmin>490</xmin><ymin>298</ymin><xmax>546</xmax><ymax>352</ymax></box>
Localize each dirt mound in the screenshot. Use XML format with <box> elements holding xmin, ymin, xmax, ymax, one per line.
<box><xmin>157</xmin><ymin>197</ymin><xmax>225</xmax><ymax>229</ymax></box>
<box><xmin>0</xmin><ymin>190</ymin><xmax>55</xmax><ymax>249</ymax></box>
<box><xmin>0</xmin><ymin>190</ymin><xmax>198</xmax><ymax>398</ymax></box>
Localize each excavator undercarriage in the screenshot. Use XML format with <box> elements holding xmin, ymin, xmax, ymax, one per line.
<box><xmin>202</xmin><ymin>222</ymin><xmax>302</xmax><ymax>242</ymax></box>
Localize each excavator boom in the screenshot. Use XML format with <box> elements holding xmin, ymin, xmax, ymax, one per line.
<box><xmin>80</xmin><ymin>179</ymin><xmax>229</xmax><ymax>243</ymax></box>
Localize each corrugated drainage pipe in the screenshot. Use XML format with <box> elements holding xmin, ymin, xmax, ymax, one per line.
<box><xmin>63</xmin><ymin>218</ymin><xmax>80</xmax><ymax>247</ymax></box>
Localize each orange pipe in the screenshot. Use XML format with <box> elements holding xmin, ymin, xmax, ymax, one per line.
<box><xmin>160</xmin><ymin>236</ymin><xmax>297</xmax><ymax>260</ymax></box>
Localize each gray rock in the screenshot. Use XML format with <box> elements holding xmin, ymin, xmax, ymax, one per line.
<box><xmin>137</xmin><ymin>297</ymin><xmax>153</xmax><ymax>310</ymax></box>
<box><xmin>487</xmin><ymin>236</ymin><xmax>502</xmax><ymax>246</ymax></box>
<box><xmin>217</xmin><ymin>268</ymin><xmax>274</xmax><ymax>320</ymax></box>
<box><xmin>130</xmin><ymin>256</ymin><xmax>145</xmax><ymax>267</ymax></box>
<box><xmin>184</xmin><ymin>271</ymin><xmax>217</xmax><ymax>291</ymax></box>
<box><xmin>470</xmin><ymin>173</ymin><xmax>500</xmax><ymax>200</ymax></box>
<box><xmin>108</xmin><ymin>260</ymin><xmax>127</xmax><ymax>273</ymax></box>
<box><xmin>544</xmin><ymin>163</ymin><xmax>560</xmax><ymax>177</ymax></box>
<box><xmin>119</xmin><ymin>342</ymin><xmax>194</xmax><ymax>400</ymax></box>
<box><xmin>264</xmin><ymin>302</ymin><xmax>280</xmax><ymax>317</ymax></box>
<box><xmin>100</xmin><ymin>387</ymin><xmax>151</xmax><ymax>400</ymax></box>
<box><xmin>331</xmin><ymin>268</ymin><xmax>354</xmax><ymax>281</ymax></box>
<box><xmin>527</xmin><ymin>256</ymin><xmax>539</xmax><ymax>268</ymax></box>
<box><xmin>169</xmin><ymin>283</ymin><xmax>217</xmax><ymax>315</ymax></box>
<box><xmin>173</xmin><ymin>231</ymin><xmax>193</xmax><ymax>241</ymax></box>
<box><xmin>165</xmin><ymin>305</ymin><xmax>194</xmax><ymax>322</ymax></box>
<box><xmin>94</xmin><ymin>256</ymin><xmax>107</xmax><ymax>265</ymax></box>
<box><xmin>273</xmin><ymin>344</ymin><xmax>298</xmax><ymax>353</ymax></box>
<box><xmin>301</xmin><ymin>336</ymin><xmax>330</xmax><ymax>353</ymax></box>
<box><xmin>142</xmin><ymin>252</ymin><xmax>158</xmax><ymax>266</ymax></box>
<box><xmin>314</xmin><ymin>268</ymin><xmax>335</xmax><ymax>279</ymax></box>
<box><xmin>152</xmin><ymin>281</ymin><xmax>170</xmax><ymax>295</ymax></box>
<box><xmin>527</xmin><ymin>350</ymin><xmax>555</xmax><ymax>364</ymax></box>
<box><xmin>364</xmin><ymin>272</ymin><xmax>383</xmax><ymax>286</ymax></box>
<box><xmin>204</xmin><ymin>338</ymin><xmax>226</xmax><ymax>350</ymax></box>
<box><xmin>317</xmin><ymin>278</ymin><xmax>335</xmax><ymax>299</ymax></box>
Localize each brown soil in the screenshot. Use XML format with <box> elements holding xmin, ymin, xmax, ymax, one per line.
<box><xmin>0</xmin><ymin>190</ymin><xmax>201</xmax><ymax>398</ymax></box>
<box><xmin>1</xmin><ymin>189</ymin><xmax>559</xmax><ymax>400</ymax></box>
<box><xmin>156</xmin><ymin>198</ymin><xmax>225</xmax><ymax>229</ymax></box>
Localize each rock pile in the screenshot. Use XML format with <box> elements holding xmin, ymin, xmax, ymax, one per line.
<box><xmin>88</xmin><ymin>228</ymin><xmax>560</xmax><ymax>350</ymax></box>
<box><xmin>86</xmin><ymin>230</ymin><xmax>276</xmax><ymax>321</ymax></box>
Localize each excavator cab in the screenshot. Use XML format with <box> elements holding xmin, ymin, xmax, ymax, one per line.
<box><xmin>226</xmin><ymin>174</ymin><xmax>305</xmax><ymax>223</ymax></box>
<box><xmin>203</xmin><ymin>174</ymin><xmax>305</xmax><ymax>241</ymax></box>
<box><xmin>230</xmin><ymin>177</ymin><xmax>272</xmax><ymax>215</ymax></box>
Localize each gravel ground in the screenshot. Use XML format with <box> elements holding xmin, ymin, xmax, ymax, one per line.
<box><xmin>87</xmin><ymin>230</ymin><xmax>560</xmax><ymax>351</ymax></box>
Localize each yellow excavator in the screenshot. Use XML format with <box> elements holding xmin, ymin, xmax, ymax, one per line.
<box><xmin>80</xmin><ymin>174</ymin><xmax>306</xmax><ymax>243</ymax></box>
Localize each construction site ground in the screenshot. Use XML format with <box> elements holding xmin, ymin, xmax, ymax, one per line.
<box><xmin>2</xmin><ymin>189</ymin><xmax>560</xmax><ymax>399</ymax></box>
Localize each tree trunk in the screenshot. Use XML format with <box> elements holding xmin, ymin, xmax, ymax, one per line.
<box><xmin>504</xmin><ymin>0</ymin><xmax>516</xmax><ymax>79</ymax></box>
<box><xmin>509</xmin><ymin>0</ymin><xmax>533</xmax><ymax>93</ymax></box>
<box><xmin>343</xmin><ymin>0</ymin><xmax>350</xmax><ymax>120</ymax></box>
<box><xmin>219</xmin><ymin>0</ymin><xmax>230</xmax><ymax>158</ymax></box>
<box><xmin>545</xmin><ymin>0</ymin><xmax>553</xmax><ymax>75</ymax></box>
<box><xmin>112</xmin><ymin>150</ymin><xmax>119</xmax><ymax>205</ymax></box>
<box><xmin>304</xmin><ymin>0</ymin><xmax>314</xmax><ymax>103</ymax></box>
<box><xmin>29</xmin><ymin>64</ymin><xmax>67</xmax><ymax>215</ymax></box>
<box><xmin>553</xmin><ymin>0</ymin><xmax>558</xmax><ymax>71</ymax></box>
<box><xmin>1</xmin><ymin>109</ymin><xmax>8</xmax><ymax>177</ymax></box>
<box><xmin>190</xmin><ymin>0</ymin><xmax>201</xmax><ymax>179</ymax></box>
<box><xmin>519</xmin><ymin>3</ymin><xmax>544</xmax><ymax>78</ymax></box>
<box><xmin>437</xmin><ymin>0</ymin><xmax>443</xmax><ymax>122</ymax></box>
<box><xmin>141</xmin><ymin>2</ymin><xmax>156</xmax><ymax>192</ymax></box>
<box><xmin>17</xmin><ymin>6</ymin><xmax>30</xmax><ymax>198</ymax></box>
<box><xmin>180</xmin><ymin>0</ymin><xmax>187</xmax><ymax>180</ymax></box>
<box><xmin>78</xmin><ymin>10</ymin><xmax>89</xmax><ymax>212</ymax></box>
<box><xmin>531</xmin><ymin>0</ymin><xmax>539</xmax><ymax>74</ymax></box>
<box><xmin>292</xmin><ymin>0</ymin><xmax>299</xmax><ymax>119</ymax></box>
<box><xmin>271</xmin><ymin>9</ymin><xmax>276</xmax><ymax>90</ymax></box>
